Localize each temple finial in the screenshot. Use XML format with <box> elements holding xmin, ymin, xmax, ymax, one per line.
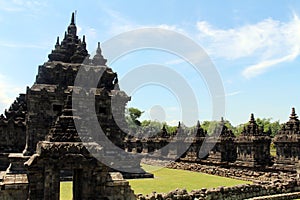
<box><xmin>250</xmin><ymin>113</ymin><xmax>255</xmax><ymax>122</ymax></box>
<box><xmin>97</xmin><ymin>42</ymin><xmax>101</xmax><ymax>51</ymax></box>
<box><xmin>83</xmin><ymin>35</ymin><xmax>86</xmax><ymax>44</ymax></box>
<box><xmin>92</xmin><ymin>42</ymin><xmax>107</xmax><ymax>65</ymax></box>
<box><xmin>55</xmin><ymin>36</ymin><xmax>60</xmax><ymax>49</ymax></box>
<box><xmin>71</xmin><ymin>12</ymin><xmax>75</xmax><ymax>25</ymax></box>
<box><xmin>290</xmin><ymin>107</ymin><xmax>298</xmax><ymax>121</ymax></box>
<box><xmin>292</xmin><ymin>107</ymin><xmax>296</xmax><ymax>116</ymax></box>
<box><xmin>196</xmin><ymin>120</ymin><xmax>200</xmax><ymax>128</ymax></box>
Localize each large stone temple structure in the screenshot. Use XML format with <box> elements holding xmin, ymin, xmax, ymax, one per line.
<box><xmin>0</xmin><ymin>12</ymin><xmax>139</xmax><ymax>200</ymax></box>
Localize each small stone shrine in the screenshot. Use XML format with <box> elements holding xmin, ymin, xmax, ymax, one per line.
<box><xmin>235</xmin><ymin>114</ymin><xmax>271</xmax><ymax>167</ymax></box>
<box><xmin>274</xmin><ymin>108</ymin><xmax>300</xmax><ymax>170</ymax></box>
<box><xmin>180</xmin><ymin>121</ymin><xmax>207</xmax><ymax>162</ymax></box>
<box><xmin>206</xmin><ymin>118</ymin><xmax>236</xmax><ymax>163</ymax></box>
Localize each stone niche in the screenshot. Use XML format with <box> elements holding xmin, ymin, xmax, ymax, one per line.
<box><xmin>273</xmin><ymin>108</ymin><xmax>300</xmax><ymax>171</ymax></box>
<box><xmin>235</xmin><ymin>114</ymin><xmax>271</xmax><ymax>168</ymax></box>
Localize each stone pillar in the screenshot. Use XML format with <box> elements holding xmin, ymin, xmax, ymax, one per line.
<box><xmin>44</xmin><ymin>164</ymin><xmax>60</xmax><ymax>200</ymax></box>
<box><xmin>73</xmin><ymin>169</ymin><xmax>83</xmax><ymax>200</ymax></box>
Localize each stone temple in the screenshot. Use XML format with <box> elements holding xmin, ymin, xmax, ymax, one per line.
<box><xmin>2</xmin><ymin>11</ymin><xmax>300</xmax><ymax>200</ymax></box>
<box><xmin>0</xmin><ymin>12</ymin><xmax>145</xmax><ymax>199</ymax></box>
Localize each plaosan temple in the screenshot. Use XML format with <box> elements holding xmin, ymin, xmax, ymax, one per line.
<box><xmin>0</xmin><ymin>12</ymin><xmax>151</xmax><ymax>200</ymax></box>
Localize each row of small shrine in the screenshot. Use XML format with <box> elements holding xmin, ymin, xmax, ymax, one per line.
<box><xmin>125</xmin><ymin>108</ymin><xmax>300</xmax><ymax>170</ymax></box>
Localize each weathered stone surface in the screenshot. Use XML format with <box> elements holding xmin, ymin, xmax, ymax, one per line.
<box><xmin>206</xmin><ymin>117</ymin><xmax>236</xmax><ymax>163</ymax></box>
<box><xmin>0</xmin><ymin>12</ymin><xmax>140</xmax><ymax>200</ymax></box>
<box><xmin>273</xmin><ymin>108</ymin><xmax>300</xmax><ymax>170</ymax></box>
<box><xmin>235</xmin><ymin>114</ymin><xmax>271</xmax><ymax>167</ymax></box>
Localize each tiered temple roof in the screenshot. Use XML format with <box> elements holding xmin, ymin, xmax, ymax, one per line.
<box><xmin>48</xmin><ymin>12</ymin><xmax>107</xmax><ymax>65</ymax></box>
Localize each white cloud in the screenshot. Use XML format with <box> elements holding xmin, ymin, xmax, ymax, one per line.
<box><xmin>0</xmin><ymin>74</ymin><xmax>24</xmax><ymax>113</ymax></box>
<box><xmin>196</xmin><ymin>14</ymin><xmax>300</xmax><ymax>78</ymax></box>
<box><xmin>242</xmin><ymin>47</ymin><xmax>299</xmax><ymax>78</ymax></box>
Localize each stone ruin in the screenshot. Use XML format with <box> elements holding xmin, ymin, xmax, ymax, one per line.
<box><xmin>179</xmin><ymin>121</ymin><xmax>207</xmax><ymax>162</ymax></box>
<box><xmin>274</xmin><ymin>107</ymin><xmax>300</xmax><ymax>171</ymax></box>
<box><xmin>0</xmin><ymin>12</ymin><xmax>146</xmax><ymax>199</ymax></box>
<box><xmin>205</xmin><ymin>117</ymin><xmax>236</xmax><ymax>164</ymax></box>
<box><xmin>1</xmin><ymin>11</ymin><xmax>300</xmax><ymax>200</ymax></box>
<box><xmin>235</xmin><ymin>113</ymin><xmax>271</xmax><ymax>168</ymax></box>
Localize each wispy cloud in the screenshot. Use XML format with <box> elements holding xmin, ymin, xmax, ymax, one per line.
<box><xmin>0</xmin><ymin>0</ymin><xmax>47</xmax><ymax>12</ymax></box>
<box><xmin>196</xmin><ymin>14</ymin><xmax>300</xmax><ymax>78</ymax></box>
<box><xmin>0</xmin><ymin>41</ymin><xmax>48</xmax><ymax>49</ymax></box>
<box><xmin>102</xmin><ymin>7</ymin><xmax>138</xmax><ymax>35</ymax></box>
<box><xmin>165</xmin><ymin>58</ymin><xmax>185</xmax><ymax>65</ymax></box>
<box><xmin>102</xmin><ymin>7</ymin><xmax>187</xmax><ymax>36</ymax></box>
<box><xmin>225</xmin><ymin>91</ymin><xmax>242</xmax><ymax>97</ymax></box>
<box><xmin>242</xmin><ymin>47</ymin><xmax>299</xmax><ymax>78</ymax></box>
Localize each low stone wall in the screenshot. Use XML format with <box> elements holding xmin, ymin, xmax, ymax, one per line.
<box><xmin>166</xmin><ymin>162</ymin><xmax>296</xmax><ymax>182</ymax></box>
<box><xmin>136</xmin><ymin>180</ymin><xmax>300</xmax><ymax>200</ymax></box>
<box><xmin>136</xmin><ymin>161</ymin><xmax>300</xmax><ymax>200</ymax></box>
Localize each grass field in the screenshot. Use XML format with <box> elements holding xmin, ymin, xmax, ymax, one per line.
<box><xmin>60</xmin><ymin>181</ymin><xmax>72</xmax><ymax>200</ymax></box>
<box><xmin>128</xmin><ymin>164</ymin><xmax>250</xmax><ymax>195</ymax></box>
<box><xmin>60</xmin><ymin>164</ymin><xmax>251</xmax><ymax>199</ymax></box>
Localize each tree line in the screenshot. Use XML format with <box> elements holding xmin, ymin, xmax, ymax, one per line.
<box><xmin>126</xmin><ymin>107</ymin><xmax>283</xmax><ymax>137</ymax></box>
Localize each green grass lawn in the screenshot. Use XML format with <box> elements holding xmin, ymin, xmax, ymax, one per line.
<box><xmin>59</xmin><ymin>164</ymin><xmax>251</xmax><ymax>199</ymax></box>
<box><xmin>128</xmin><ymin>164</ymin><xmax>251</xmax><ymax>195</ymax></box>
<box><xmin>270</xmin><ymin>147</ymin><xmax>276</xmax><ymax>157</ymax></box>
<box><xmin>60</xmin><ymin>181</ymin><xmax>72</xmax><ymax>200</ymax></box>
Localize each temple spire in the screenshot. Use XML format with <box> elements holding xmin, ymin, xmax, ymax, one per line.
<box><xmin>196</xmin><ymin>120</ymin><xmax>200</xmax><ymax>128</ymax></box>
<box><xmin>92</xmin><ymin>42</ymin><xmax>107</xmax><ymax>65</ymax></box>
<box><xmin>289</xmin><ymin>107</ymin><xmax>298</xmax><ymax>121</ymax></box>
<box><xmin>221</xmin><ymin>117</ymin><xmax>224</xmax><ymax>123</ymax></box>
<box><xmin>82</xmin><ymin>35</ymin><xmax>86</xmax><ymax>44</ymax></box>
<box><xmin>67</xmin><ymin>12</ymin><xmax>77</xmax><ymax>36</ymax></box>
<box><xmin>55</xmin><ymin>36</ymin><xmax>60</xmax><ymax>49</ymax></box>
<box><xmin>71</xmin><ymin>12</ymin><xmax>75</xmax><ymax>25</ymax></box>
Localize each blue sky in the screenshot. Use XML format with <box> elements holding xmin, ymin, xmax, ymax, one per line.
<box><xmin>1</xmin><ymin>0</ymin><xmax>300</xmax><ymax>126</ymax></box>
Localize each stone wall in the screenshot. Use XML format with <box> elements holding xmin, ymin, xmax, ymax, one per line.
<box><xmin>136</xmin><ymin>161</ymin><xmax>300</xmax><ymax>200</ymax></box>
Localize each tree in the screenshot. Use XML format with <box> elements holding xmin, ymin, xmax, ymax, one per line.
<box><xmin>127</xmin><ymin>107</ymin><xmax>144</xmax><ymax>126</ymax></box>
<box><xmin>235</xmin><ymin>118</ymin><xmax>282</xmax><ymax>137</ymax></box>
<box><xmin>201</xmin><ymin>120</ymin><xmax>236</xmax><ymax>136</ymax></box>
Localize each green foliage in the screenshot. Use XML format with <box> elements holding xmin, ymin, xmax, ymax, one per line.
<box><xmin>235</xmin><ymin>118</ymin><xmax>282</xmax><ymax>137</ymax></box>
<box><xmin>256</xmin><ymin>118</ymin><xmax>281</xmax><ymax>137</ymax></box>
<box><xmin>128</xmin><ymin>164</ymin><xmax>251</xmax><ymax>195</ymax></box>
<box><xmin>127</xmin><ymin>107</ymin><xmax>144</xmax><ymax>126</ymax></box>
<box><xmin>125</xmin><ymin>107</ymin><xmax>284</xmax><ymax>137</ymax></box>
<box><xmin>201</xmin><ymin>120</ymin><xmax>236</xmax><ymax>135</ymax></box>
<box><xmin>162</xmin><ymin>122</ymin><xmax>177</xmax><ymax>134</ymax></box>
